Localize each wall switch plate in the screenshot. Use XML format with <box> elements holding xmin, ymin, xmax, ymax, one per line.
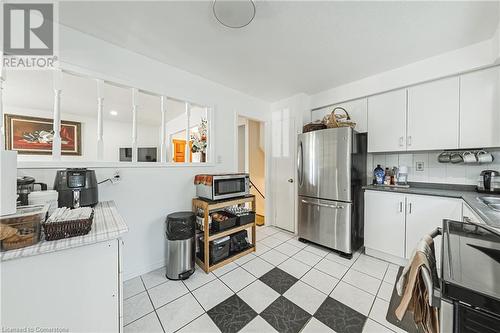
<box><xmin>415</xmin><ymin>162</ymin><xmax>425</xmax><ymax>171</ymax></box>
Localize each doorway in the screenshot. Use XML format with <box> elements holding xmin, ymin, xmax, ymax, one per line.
<box><xmin>237</xmin><ymin>116</ymin><xmax>266</xmax><ymax>226</ymax></box>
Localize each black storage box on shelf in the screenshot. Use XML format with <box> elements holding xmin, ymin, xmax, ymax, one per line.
<box><xmin>210</xmin><ymin>211</ymin><xmax>237</xmax><ymax>233</ymax></box>
<box><xmin>229</xmin><ymin>230</ymin><xmax>251</xmax><ymax>254</ymax></box>
<box><xmin>236</xmin><ymin>211</ymin><xmax>255</xmax><ymax>226</ymax></box>
<box><xmin>198</xmin><ymin>235</ymin><xmax>231</xmax><ymax>264</ymax></box>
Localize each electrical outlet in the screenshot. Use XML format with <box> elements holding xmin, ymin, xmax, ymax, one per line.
<box><xmin>111</xmin><ymin>170</ymin><xmax>121</xmax><ymax>184</ymax></box>
<box><xmin>415</xmin><ymin>161</ymin><xmax>424</xmax><ymax>172</ymax></box>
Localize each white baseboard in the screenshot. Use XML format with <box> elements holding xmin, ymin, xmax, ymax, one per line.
<box><xmin>123</xmin><ymin>259</ymin><xmax>166</xmax><ymax>281</ymax></box>
<box><xmin>365</xmin><ymin>247</ymin><xmax>408</xmax><ymax>267</ymax></box>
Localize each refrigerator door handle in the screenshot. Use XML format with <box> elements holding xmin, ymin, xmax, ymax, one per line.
<box><xmin>297</xmin><ymin>141</ymin><xmax>304</xmax><ymax>186</ymax></box>
<box><xmin>300</xmin><ymin>199</ymin><xmax>343</xmax><ymax>209</ymax></box>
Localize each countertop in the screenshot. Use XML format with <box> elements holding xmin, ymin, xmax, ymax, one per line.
<box><xmin>1</xmin><ymin>201</ymin><xmax>128</xmax><ymax>261</ymax></box>
<box><xmin>363</xmin><ymin>183</ymin><xmax>500</xmax><ymax>229</ymax></box>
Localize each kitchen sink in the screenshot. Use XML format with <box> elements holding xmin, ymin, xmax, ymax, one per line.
<box><xmin>479</xmin><ymin>197</ymin><xmax>500</xmax><ymax>212</ymax></box>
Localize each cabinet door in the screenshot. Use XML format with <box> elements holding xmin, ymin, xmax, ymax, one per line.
<box><xmin>407</xmin><ymin>77</ymin><xmax>459</xmax><ymax>151</ymax></box>
<box><xmin>364</xmin><ymin>190</ymin><xmax>406</xmax><ymax>257</ymax></box>
<box><xmin>460</xmin><ymin>67</ymin><xmax>500</xmax><ymax>148</ymax></box>
<box><xmin>367</xmin><ymin>89</ymin><xmax>407</xmax><ymax>152</ymax></box>
<box><xmin>405</xmin><ymin>195</ymin><xmax>462</xmax><ymax>269</ymax></box>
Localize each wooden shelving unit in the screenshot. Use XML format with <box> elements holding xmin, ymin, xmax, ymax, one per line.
<box><xmin>192</xmin><ymin>195</ymin><xmax>256</xmax><ymax>273</ymax></box>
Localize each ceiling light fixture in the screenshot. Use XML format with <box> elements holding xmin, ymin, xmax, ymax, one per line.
<box><xmin>110</xmin><ymin>110</ymin><xmax>118</xmax><ymax>116</ymax></box>
<box><xmin>213</xmin><ymin>0</ymin><xmax>255</xmax><ymax>29</ymax></box>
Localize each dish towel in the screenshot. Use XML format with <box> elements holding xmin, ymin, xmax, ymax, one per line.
<box><xmin>395</xmin><ymin>234</ymin><xmax>439</xmax><ymax>333</ymax></box>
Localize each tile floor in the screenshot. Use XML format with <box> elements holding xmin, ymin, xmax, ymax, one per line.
<box><xmin>123</xmin><ymin>226</ymin><xmax>405</xmax><ymax>333</ymax></box>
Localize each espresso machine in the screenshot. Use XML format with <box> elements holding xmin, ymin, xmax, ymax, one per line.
<box><xmin>53</xmin><ymin>169</ymin><xmax>99</xmax><ymax>208</ymax></box>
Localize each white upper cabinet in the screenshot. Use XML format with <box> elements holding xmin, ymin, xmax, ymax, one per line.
<box><xmin>407</xmin><ymin>77</ymin><xmax>460</xmax><ymax>151</ymax></box>
<box><xmin>460</xmin><ymin>66</ymin><xmax>500</xmax><ymax>149</ymax></box>
<box><xmin>311</xmin><ymin>98</ymin><xmax>368</xmax><ymax>133</ymax></box>
<box><xmin>367</xmin><ymin>89</ymin><xmax>406</xmax><ymax>152</ymax></box>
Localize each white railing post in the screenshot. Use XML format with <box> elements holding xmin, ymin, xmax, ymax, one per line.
<box><xmin>52</xmin><ymin>69</ymin><xmax>62</xmax><ymax>160</ymax></box>
<box><xmin>185</xmin><ymin>102</ymin><xmax>191</xmax><ymax>163</ymax></box>
<box><xmin>160</xmin><ymin>96</ymin><xmax>167</xmax><ymax>163</ymax></box>
<box><xmin>96</xmin><ymin>79</ymin><xmax>104</xmax><ymax>160</ymax></box>
<box><xmin>131</xmin><ymin>88</ymin><xmax>138</xmax><ymax>163</ymax></box>
<box><xmin>0</xmin><ymin>67</ymin><xmax>5</xmax><ymax>151</ymax></box>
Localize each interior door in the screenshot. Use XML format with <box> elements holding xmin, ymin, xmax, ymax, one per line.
<box><xmin>272</xmin><ymin>108</ymin><xmax>296</xmax><ymax>232</ymax></box>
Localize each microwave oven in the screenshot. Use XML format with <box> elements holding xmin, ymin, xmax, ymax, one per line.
<box><xmin>195</xmin><ymin>174</ymin><xmax>249</xmax><ymax>201</ymax></box>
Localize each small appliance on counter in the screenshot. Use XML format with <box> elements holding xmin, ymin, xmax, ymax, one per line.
<box><xmin>194</xmin><ymin>173</ymin><xmax>249</xmax><ymax>201</ymax></box>
<box><xmin>53</xmin><ymin>168</ymin><xmax>98</xmax><ymax>208</ymax></box>
<box><xmin>1</xmin><ymin>150</ymin><xmax>17</xmax><ymax>216</ymax></box>
<box><xmin>17</xmin><ymin>176</ymin><xmax>47</xmax><ymax>206</ymax></box>
<box><xmin>397</xmin><ymin>166</ymin><xmax>408</xmax><ymax>185</ymax></box>
<box><xmin>477</xmin><ymin>170</ymin><xmax>500</xmax><ymax>193</ymax></box>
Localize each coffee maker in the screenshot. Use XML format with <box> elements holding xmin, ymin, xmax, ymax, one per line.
<box><xmin>17</xmin><ymin>176</ymin><xmax>47</xmax><ymax>206</ymax></box>
<box><xmin>53</xmin><ymin>169</ymin><xmax>99</xmax><ymax>208</ymax></box>
<box><xmin>477</xmin><ymin>170</ymin><xmax>500</xmax><ymax>193</ymax></box>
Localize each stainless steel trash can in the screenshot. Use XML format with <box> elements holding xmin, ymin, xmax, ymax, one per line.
<box><xmin>165</xmin><ymin>212</ymin><xmax>195</xmax><ymax>280</ymax></box>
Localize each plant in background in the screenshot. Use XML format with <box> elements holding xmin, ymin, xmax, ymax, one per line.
<box><xmin>191</xmin><ymin>118</ymin><xmax>208</xmax><ymax>161</ymax></box>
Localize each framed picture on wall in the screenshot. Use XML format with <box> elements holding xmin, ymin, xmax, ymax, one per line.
<box><xmin>4</xmin><ymin>114</ymin><xmax>82</xmax><ymax>155</ymax></box>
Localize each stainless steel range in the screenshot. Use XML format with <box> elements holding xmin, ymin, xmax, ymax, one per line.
<box><xmin>297</xmin><ymin>127</ymin><xmax>367</xmax><ymax>257</ymax></box>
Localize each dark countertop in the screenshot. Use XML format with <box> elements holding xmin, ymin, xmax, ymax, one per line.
<box><xmin>363</xmin><ymin>183</ymin><xmax>500</xmax><ymax>229</ymax></box>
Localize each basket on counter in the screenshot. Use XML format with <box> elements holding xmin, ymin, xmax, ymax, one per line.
<box><xmin>42</xmin><ymin>211</ymin><xmax>94</xmax><ymax>241</ymax></box>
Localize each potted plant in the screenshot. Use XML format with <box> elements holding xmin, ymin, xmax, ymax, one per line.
<box><xmin>190</xmin><ymin>118</ymin><xmax>208</xmax><ymax>162</ymax></box>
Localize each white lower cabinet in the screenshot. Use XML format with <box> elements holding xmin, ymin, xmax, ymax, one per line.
<box><xmin>365</xmin><ymin>191</ymin><xmax>462</xmax><ymax>265</ymax></box>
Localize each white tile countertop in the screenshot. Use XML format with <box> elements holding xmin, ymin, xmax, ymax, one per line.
<box><xmin>1</xmin><ymin>201</ymin><xmax>128</xmax><ymax>262</ymax></box>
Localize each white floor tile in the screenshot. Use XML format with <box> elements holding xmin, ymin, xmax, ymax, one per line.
<box><xmin>285</xmin><ymin>237</ymin><xmax>308</xmax><ymax>249</ymax></box>
<box><xmin>239</xmin><ymin>315</ymin><xmax>278</xmax><ymax>333</ymax></box>
<box><xmin>363</xmin><ymin>318</ymin><xmax>395</xmax><ymax>333</ymax></box>
<box><xmin>124</xmin><ymin>312</ymin><xmax>163</xmax><ymax>333</ymax></box>
<box><xmin>369</xmin><ymin>298</ymin><xmax>406</xmax><ymax>333</ymax></box>
<box><xmin>183</xmin><ymin>269</ymin><xmax>217</xmax><ymax>291</ymax></box>
<box><xmin>220</xmin><ymin>267</ymin><xmax>257</xmax><ymax>292</ymax></box>
<box><xmin>278</xmin><ymin>257</ymin><xmax>311</xmax><ymax>279</ymax></box>
<box><xmin>377</xmin><ymin>281</ymin><xmax>395</xmax><ymax>302</ymax></box>
<box><xmin>325</xmin><ymin>252</ymin><xmax>356</xmax><ymax>267</ymax></box>
<box><xmin>124</xmin><ymin>276</ymin><xmax>145</xmax><ymax>300</ymax></box>
<box><xmin>261</xmin><ymin>227</ymin><xmax>280</xmax><ymax>236</ymax></box>
<box><xmin>237</xmin><ymin>280</ymin><xmax>280</xmax><ymax>313</ymax></box>
<box><xmin>300</xmin><ymin>268</ymin><xmax>339</xmax><ymax>295</ymax></box>
<box><xmin>384</xmin><ymin>265</ymin><xmax>400</xmax><ymax>284</ymax></box>
<box><xmin>256</xmin><ymin>232</ymin><xmax>269</xmax><ymax>241</ymax></box>
<box><xmin>260</xmin><ymin>249</ymin><xmax>289</xmax><ymax>266</ymax></box>
<box><xmin>255</xmin><ymin>244</ymin><xmax>272</xmax><ymax>256</ymax></box>
<box><xmin>274</xmin><ymin>242</ymin><xmax>301</xmax><ymax>256</ymax></box>
<box><xmin>148</xmin><ymin>279</ymin><xmax>189</xmax><ymax>309</ymax></box>
<box><xmin>123</xmin><ymin>292</ymin><xmax>154</xmax><ymax>326</ymax></box>
<box><xmin>272</xmin><ymin>231</ymin><xmax>294</xmax><ymax>241</ymax></box>
<box><xmin>141</xmin><ymin>267</ymin><xmax>168</xmax><ymax>289</ymax></box>
<box><xmin>260</xmin><ymin>236</ymin><xmax>284</xmax><ymax>248</ymax></box>
<box><xmin>242</xmin><ymin>256</ymin><xmax>274</xmax><ymax>278</ymax></box>
<box><xmin>304</xmin><ymin>244</ymin><xmax>331</xmax><ymax>257</ymax></box>
<box><xmin>330</xmin><ymin>281</ymin><xmax>375</xmax><ymax>316</ymax></box>
<box><xmin>156</xmin><ymin>293</ymin><xmax>205</xmax><ymax>333</ymax></box>
<box><xmin>315</xmin><ymin>258</ymin><xmax>349</xmax><ymax>279</ymax></box>
<box><xmin>177</xmin><ymin>313</ymin><xmax>221</xmax><ymax>333</ymax></box>
<box><xmin>293</xmin><ymin>249</ymin><xmax>323</xmax><ymax>266</ymax></box>
<box><xmin>301</xmin><ymin>318</ymin><xmax>337</xmax><ymax>333</ymax></box>
<box><xmin>352</xmin><ymin>255</ymin><xmax>389</xmax><ymax>280</ymax></box>
<box><xmin>212</xmin><ymin>261</ymin><xmax>238</xmax><ymax>277</ymax></box>
<box><xmin>234</xmin><ymin>252</ymin><xmax>257</xmax><ymax>265</ymax></box>
<box><xmin>192</xmin><ymin>278</ymin><xmax>234</xmax><ymax>311</ymax></box>
<box><xmin>342</xmin><ymin>269</ymin><xmax>382</xmax><ymax>295</ymax></box>
<box><xmin>283</xmin><ymin>280</ymin><xmax>327</xmax><ymax>314</ymax></box>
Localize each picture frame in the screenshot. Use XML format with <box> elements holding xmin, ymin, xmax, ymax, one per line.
<box><xmin>4</xmin><ymin>114</ymin><xmax>82</xmax><ymax>155</ymax></box>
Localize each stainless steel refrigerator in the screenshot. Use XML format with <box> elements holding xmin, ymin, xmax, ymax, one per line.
<box><xmin>297</xmin><ymin>127</ymin><xmax>366</xmax><ymax>257</ymax></box>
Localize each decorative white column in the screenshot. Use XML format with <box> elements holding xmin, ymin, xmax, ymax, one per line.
<box><xmin>185</xmin><ymin>102</ymin><xmax>191</xmax><ymax>163</ymax></box>
<box><xmin>0</xmin><ymin>67</ymin><xmax>5</xmax><ymax>151</ymax></box>
<box><xmin>96</xmin><ymin>80</ymin><xmax>104</xmax><ymax>160</ymax></box>
<box><xmin>52</xmin><ymin>69</ymin><xmax>62</xmax><ymax>160</ymax></box>
<box><xmin>160</xmin><ymin>96</ymin><xmax>167</xmax><ymax>163</ymax></box>
<box><xmin>131</xmin><ymin>88</ymin><xmax>138</xmax><ymax>163</ymax></box>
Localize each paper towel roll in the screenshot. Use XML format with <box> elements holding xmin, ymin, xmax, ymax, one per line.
<box><xmin>1</xmin><ymin>150</ymin><xmax>17</xmax><ymax>216</ymax></box>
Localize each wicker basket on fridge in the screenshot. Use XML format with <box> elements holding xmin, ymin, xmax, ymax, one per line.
<box><xmin>323</xmin><ymin>107</ymin><xmax>356</xmax><ymax>129</ymax></box>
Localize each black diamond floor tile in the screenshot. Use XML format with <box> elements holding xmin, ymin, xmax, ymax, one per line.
<box><xmin>260</xmin><ymin>296</ymin><xmax>311</xmax><ymax>333</ymax></box>
<box><xmin>260</xmin><ymin>267</ymin><xmax>298</xmax><ymax>294</ymax></box>
<box><xmin>207</xmin><ymin>294</ymin><xmax>257</xmax><ymax>333</ymax></box>
<box><xmin>314</xmin><ymin>297</ymin><xmax>367</xmax><ymax>333</ymax></box>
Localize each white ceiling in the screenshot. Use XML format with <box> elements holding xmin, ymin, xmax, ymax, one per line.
<box><xmin>59</xmin><ymin>1</ymin><xmax>500</xmax><ymax>102</ymax></box>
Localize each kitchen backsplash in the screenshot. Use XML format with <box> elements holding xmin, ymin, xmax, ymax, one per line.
<box><xmin>367</xmin><ymin>149</ymin><xmax>500</xmax><ymax>185</ymax></box>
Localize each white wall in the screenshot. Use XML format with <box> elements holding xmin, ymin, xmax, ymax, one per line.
<box><xmin>248</xmin><ymin>120</ymin><xmax>265</xmax><ymax>216</ymax></box>
<box><xmin>17</xmin><ymin>24</ymin><xmax>270</xmax><ymax>280</ymax></box>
